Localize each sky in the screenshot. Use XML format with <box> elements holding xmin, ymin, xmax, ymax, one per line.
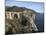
<box><xmin>5</xmin><ymin>0</ymin><xmax>44</xmax><ymax>13</ymax></box>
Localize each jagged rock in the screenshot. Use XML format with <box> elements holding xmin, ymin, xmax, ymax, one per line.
<box><xmin>5</xmin><ymin>6</ymin><xmax>38</xmax><ymax>33</ymax></box>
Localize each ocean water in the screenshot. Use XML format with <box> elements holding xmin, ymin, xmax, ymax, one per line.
<box><xmin>35</xmin><ymin>13</ymin><xmax>44</xmax><ymax>32</ymax></box>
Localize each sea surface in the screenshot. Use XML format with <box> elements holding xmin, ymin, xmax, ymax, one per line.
<box><xmin>35</xmin><ymin>13</ymin><xmax>44</xmax><ymax>32</ymax></box>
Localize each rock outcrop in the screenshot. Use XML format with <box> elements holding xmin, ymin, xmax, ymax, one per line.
<box><xmin>5</xmin><ymin>6</ymin><xmax>38</xmax><ymax>33</ymax></box>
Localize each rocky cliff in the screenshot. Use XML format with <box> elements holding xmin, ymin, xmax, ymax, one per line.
<box><xmin>5</xmin><ymin>6</ymin><xmax>38</xmax><ymax>34</ymax></box>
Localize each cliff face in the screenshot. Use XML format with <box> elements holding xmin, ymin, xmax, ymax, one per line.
<box><xmin>5</xmin><ymin>6</ymin><xmax>38</xmax><ymax>33</ymax></box>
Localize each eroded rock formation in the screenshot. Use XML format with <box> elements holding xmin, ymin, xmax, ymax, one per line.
<box><xmin>5</xmin><ymin>6</ymin><xmax>38</xmax><ymax>33</ymax></box>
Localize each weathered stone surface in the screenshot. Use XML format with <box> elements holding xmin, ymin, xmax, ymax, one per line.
<box><xmin>5</xmin><ymin>8</ymin><xmax>38</xmax><ymax>33</ymax></box>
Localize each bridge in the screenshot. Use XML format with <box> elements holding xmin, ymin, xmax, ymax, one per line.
<box><xmin>5</xmin><ymin>11</ymin><xmax>36</xmax><ymax>20</ymax></box>
<box><xmin>5</xmin><ymin>11</ymin><xmax>23</xmax><ymax>20</ymax></box>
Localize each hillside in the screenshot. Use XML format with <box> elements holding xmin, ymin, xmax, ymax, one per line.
<box><xmin>5</xmin><ymin>6</ymin><xmax>37</xmax><ymax>13</ymax></box>
<box><xmin>5</xmin><ymin>6</ymin><xmax>43</xmax><ymax>34</ymax></box>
